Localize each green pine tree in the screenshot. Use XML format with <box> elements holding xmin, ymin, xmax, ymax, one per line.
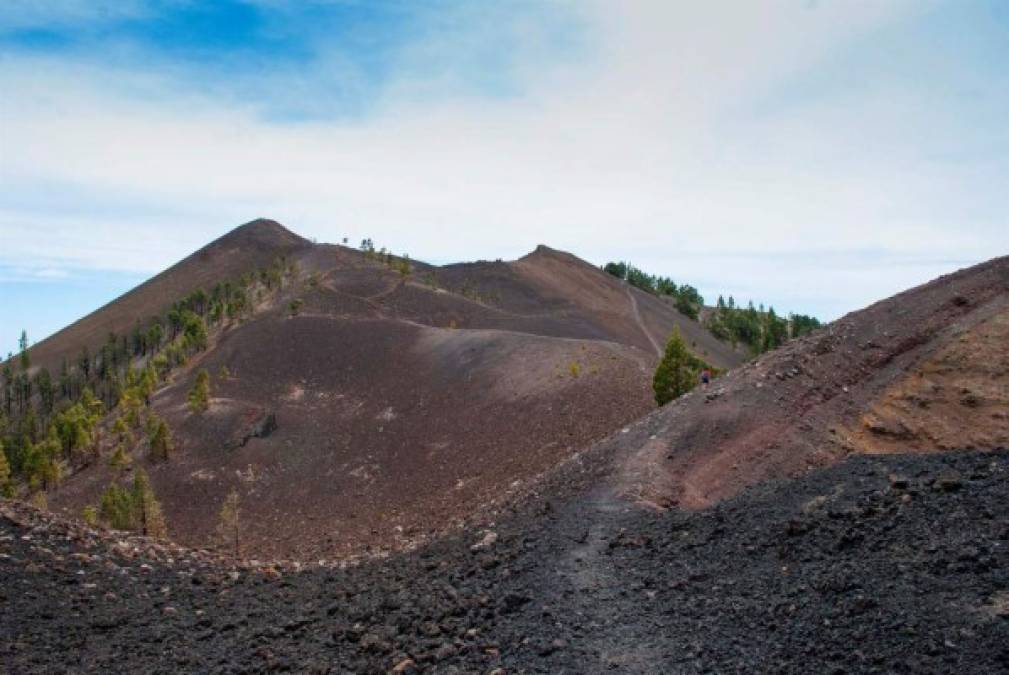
<box><xmin>652</xmin><ymin>328</ymin><xmax>706</xmax><ymax>406</ymax></box>
<box><xmin>131</xmin><ymin>469</ymin><xmax>167</xmax><ymax>538</ymax></box>
<box><xmin>0</xmin><ymin>439</ymin><xmax>11</xmax><ymax>497</ymax></box>
<box><xmin>147</xmin><ymin>414</ymin><xmax>172</xmax><ymax>461</ymax></box>
<box><xmin>188</xmin><ymin>369</ymin><xmax>211</xmax><ymax>413</ymax></box>
<box><xmin>18</xmin><ymin>330</ymin><xmax>30</xmax><ymax>371</ymax></box>
<box><xmin>99</xmin><ymin>482</ymin><xmax>135</xmax><ymax>530</ymax></box>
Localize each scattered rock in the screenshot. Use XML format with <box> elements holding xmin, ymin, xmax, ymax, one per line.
<box><xmin>391</xmin><ymin>657</ymin><xmax>417</xmax><ymax>673</ymax></box>
<box><xmin>471</xmin><ymin>530</ymin><xmax>498</xmax><ymax>551</ymax></box>
<box><xmin>934</xmin><ymin>471</ymin><xmax>962</xmax><ymax>492</ymax></box>
<box><xmin>888</xmin><ymin>474</ymin><xmax>910</xmax><ymax>490</ymax></box>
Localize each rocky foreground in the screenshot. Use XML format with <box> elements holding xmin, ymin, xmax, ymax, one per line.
<box><xmin>2</xmin><ymin>449</ymin><xmax>1007</xmax><ymax>674</ymax></box>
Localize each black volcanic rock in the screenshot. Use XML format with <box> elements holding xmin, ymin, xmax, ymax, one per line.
<box><xmin>2</xmin><ymin>448</ymin><xmax>1007</xmax><ymax>673</ymax></box>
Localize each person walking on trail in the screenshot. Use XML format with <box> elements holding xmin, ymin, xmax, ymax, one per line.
<box><xmin>700</xmin><ymin>368</ymin><xmax>711</xmax><ymax>386</ymax></box>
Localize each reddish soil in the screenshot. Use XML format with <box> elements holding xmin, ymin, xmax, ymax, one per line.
<box><xmin>45</xmin><ymin>220</ymin><xmax>740</xmax><ymax>559</ymax></box>
<box><xmin>609</xmin><ymin>254</ymin><xmax>1009</xmax><ymax>510</ymax></box>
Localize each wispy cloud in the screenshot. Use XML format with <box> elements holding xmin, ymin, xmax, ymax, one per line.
<box><xmin>1</xmin><ymin>0</ymin><xmax>1007</xmax><ymax>325</ymax></box>
<box><xmin>0</xmin><ymin>0</ymin><xmax>155</xmax><ymax>31</ymax></box>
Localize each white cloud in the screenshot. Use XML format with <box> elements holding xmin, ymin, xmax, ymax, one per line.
<box><xmin>1</xmin><ymin>0</ymin><xmax>1006</xmax><ymax>320</ymax></box>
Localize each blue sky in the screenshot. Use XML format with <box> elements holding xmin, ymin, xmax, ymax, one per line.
<box><xmin>2</xmin><ymin>1</ymin><xmax>1008</xmax><ymax>354</ymax></box>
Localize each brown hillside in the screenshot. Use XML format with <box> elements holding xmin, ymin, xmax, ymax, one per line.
<box><xmin>434</xmin><ymin>245</ymin><xmax>742</xmax><ymax>369</ymax></box>
<box><xmin>26</xmin><ymin>219</ymin><xmax>312</xmax><ymax>373</ymax></box>
<box><xmin>607</xmin><ymin>254</ymin><xmax>1009</xmax><ymax>509</ymax></box>
<box><xmin>45</xmin><ymin>220</ymin><xmax>742</xmax><ymax>558</ymax></box>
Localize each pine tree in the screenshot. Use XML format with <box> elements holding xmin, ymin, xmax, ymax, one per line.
<box><xmin>188</xmin><ymin>369</ymin><xmax>210</xmax><ymax>413</ymax></box>
<box><xmin>652</xmin><ymin>328</ymin><xmax>705</xmax><ymax>406</ymax></box>
<box><xmin>218</xmin><ymin>489</ymin><xmax>241</xmax><ymax>558</ymax></box>
<box><xmin>18</xmin><ymin>330</ymin><xmax>30</xmax><ymax>371</ymax></box>
<box><xmin>99</xmin><ymin>482</ymin><xmax>134</xmax><ymax>530</ymax></box>
<box><xmin>109</xmin><ymin>443</ymin><xmax>132</xmax><ymax>472</ymax></box>
<box><xmin>0</xmin><ymin>439</ymin><xmax>10</xmax><ymax>497</ymax></box>
<box><xmin>147</xmin><ymin>414</ymin><xmax>172</xmax><ymax>461</ymax></box>
<box><xmin>131</xmin><ymin>469</ymin><xmax>167</xmax><ymax>539</ymax></box>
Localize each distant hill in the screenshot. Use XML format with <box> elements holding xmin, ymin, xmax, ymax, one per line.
<box><xmin>38</xmin><ymin>219</ymin><xmax>744</xmax><ymax>558</ymax></box>
<box><xmin>27</xmin><ymin>219</ymin><xmax>313</xmax><ymax>374</ymax></box>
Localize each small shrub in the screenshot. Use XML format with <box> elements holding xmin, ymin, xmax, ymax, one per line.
<box><xmin>30</xmin><ymin>491</ymin><xmax>47</xmax><ymax>511</ymax></box>
<box><xmin>82</xmin><ymin>505</ymin><xmax>98</xmax><ymax>527</ymax></box>
<box><xmin>218</xmin><ymin>490</ymin><xmax>241</xmax><ymax>558</ymax></box>
<box><xmin>569</xmin><ymin>361</ymin><xmax>581</xmax><ymax>378</ymax></box>
<box><xmin>109</xmin><ymin>444</ymin><xmax>132</xmax><ymax>470</ymax></box>
<box><xmin>288</xmin><ymin>298</ymin><xmax>304</xmax><ymax>316</ymax></box>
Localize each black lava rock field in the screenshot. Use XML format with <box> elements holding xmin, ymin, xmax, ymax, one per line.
<box><xmin>2</xmin><ymin>449</ymin><xmax>1007</xmax><ymax>674</ymax></box>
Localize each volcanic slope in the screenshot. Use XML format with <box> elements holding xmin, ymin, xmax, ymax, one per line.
<box><xmin>608</xmin><ymin>253</ymin><xmax>1009</xmax><ymax>510</ymax></box>
<box><xmin>25</xmin><ymin>219</ymin><xmax>313</xmax><ymax>374</ymax></box>
<box><xmin>44</xmin><ymin>220</ymin><xmax>742</xmax><ymax>559</ymax></box>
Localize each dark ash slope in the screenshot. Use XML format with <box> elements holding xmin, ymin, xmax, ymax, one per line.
<box><xmin>3</xmin><ymin>448</ymin><xmax>1006</xmax><ymax>673</ymax></box>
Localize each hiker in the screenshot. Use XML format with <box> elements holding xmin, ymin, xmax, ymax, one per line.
<box><xmin>700</xmin><ymin>368</ymin><xmax>711</xmax><ymax>386</ymax></box>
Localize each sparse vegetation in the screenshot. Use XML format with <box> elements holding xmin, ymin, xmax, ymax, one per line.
<box><xmin>0</xmin><ymin>252</ymin><xmax>299</xmax><ymax>496</ymax></box>
<box><xmin>97</xmin><ymin>471</ymin><xmax>167</xmax><ymax>537</ymax></box>
<box><xmin>188</xmin><ymin>369</ymin><xmax>211</xmax><ymax>413</ymax></box>
<box><xmin>289</xmin><ymin>298</ymin><xmax>304</xmax><ymax>316</ymax></box>
<box><xmin>394</xmin><ymin>255</ymin><xmax>412</xmax><ymax>277</ymax></box>
<box><xmin>453</xmin><ymin>280</ymin><xmax>499</xmax><ymax>305</ymax></box>
<box><xmin>108</xmin><ymin>443</ymin><xmax>132</xmax><ymax>471</ymax></box>
<box><xmin>218</xmin><ymin>489</ymin><xmax>241</xmax><ymax>558</ymax></box>
<box><xmin>81</xmin><ymin>504</ymin><xmax>98</xmax><ymax>526</ymax></box>
<box><xmin>569</xmin><ymin>361</ymin><xmax>581</xmax><ymax>378</ymax></box>
<box><xmin>0</xmin><ymin>440</ymin><xmax>11</xmax><ymax>497</ymax></box>
<box><xmin>29</xmin><ymin>491</ymin><xmax>46</xmax><ymax>511</ymax></box>
<box><xmin>360</xmin><ymin>237</ymin><xmax>414</xmax><ymax>277</ymax></box>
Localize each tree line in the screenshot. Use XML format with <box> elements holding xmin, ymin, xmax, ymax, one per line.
<box><xmin>603</xmin><ymin>262</ymin><xmax>705</xmax><ymax>319</ymax></box>
<box><xmin>705</xmin><ymin>295</ymin><xmax>821</xmax><ymax>355</ymax></box>
<box><xmin>603</xmin><ymin>260</ymin><xmax>821</xmax><ymax>354</ymax></box>
<box><xmin>0</xmin><ymin>255</ymin><xmax>298</xmax><ymax>531</ymax></box>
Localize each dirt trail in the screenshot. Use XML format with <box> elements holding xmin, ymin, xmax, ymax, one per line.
<box><xmin>365</xmin><ymin>277</ymin><xmax>405</xmax><ymax>302</ymax></box>
<box><xmin>548</xmin><ymin>488</ymin><xmax>667</xmax><ymax>670</ymax></box>
<box><xmin>627</xmin><ymin>287</ymin><xmax>662</xmax><ymax>357</ymax></box>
